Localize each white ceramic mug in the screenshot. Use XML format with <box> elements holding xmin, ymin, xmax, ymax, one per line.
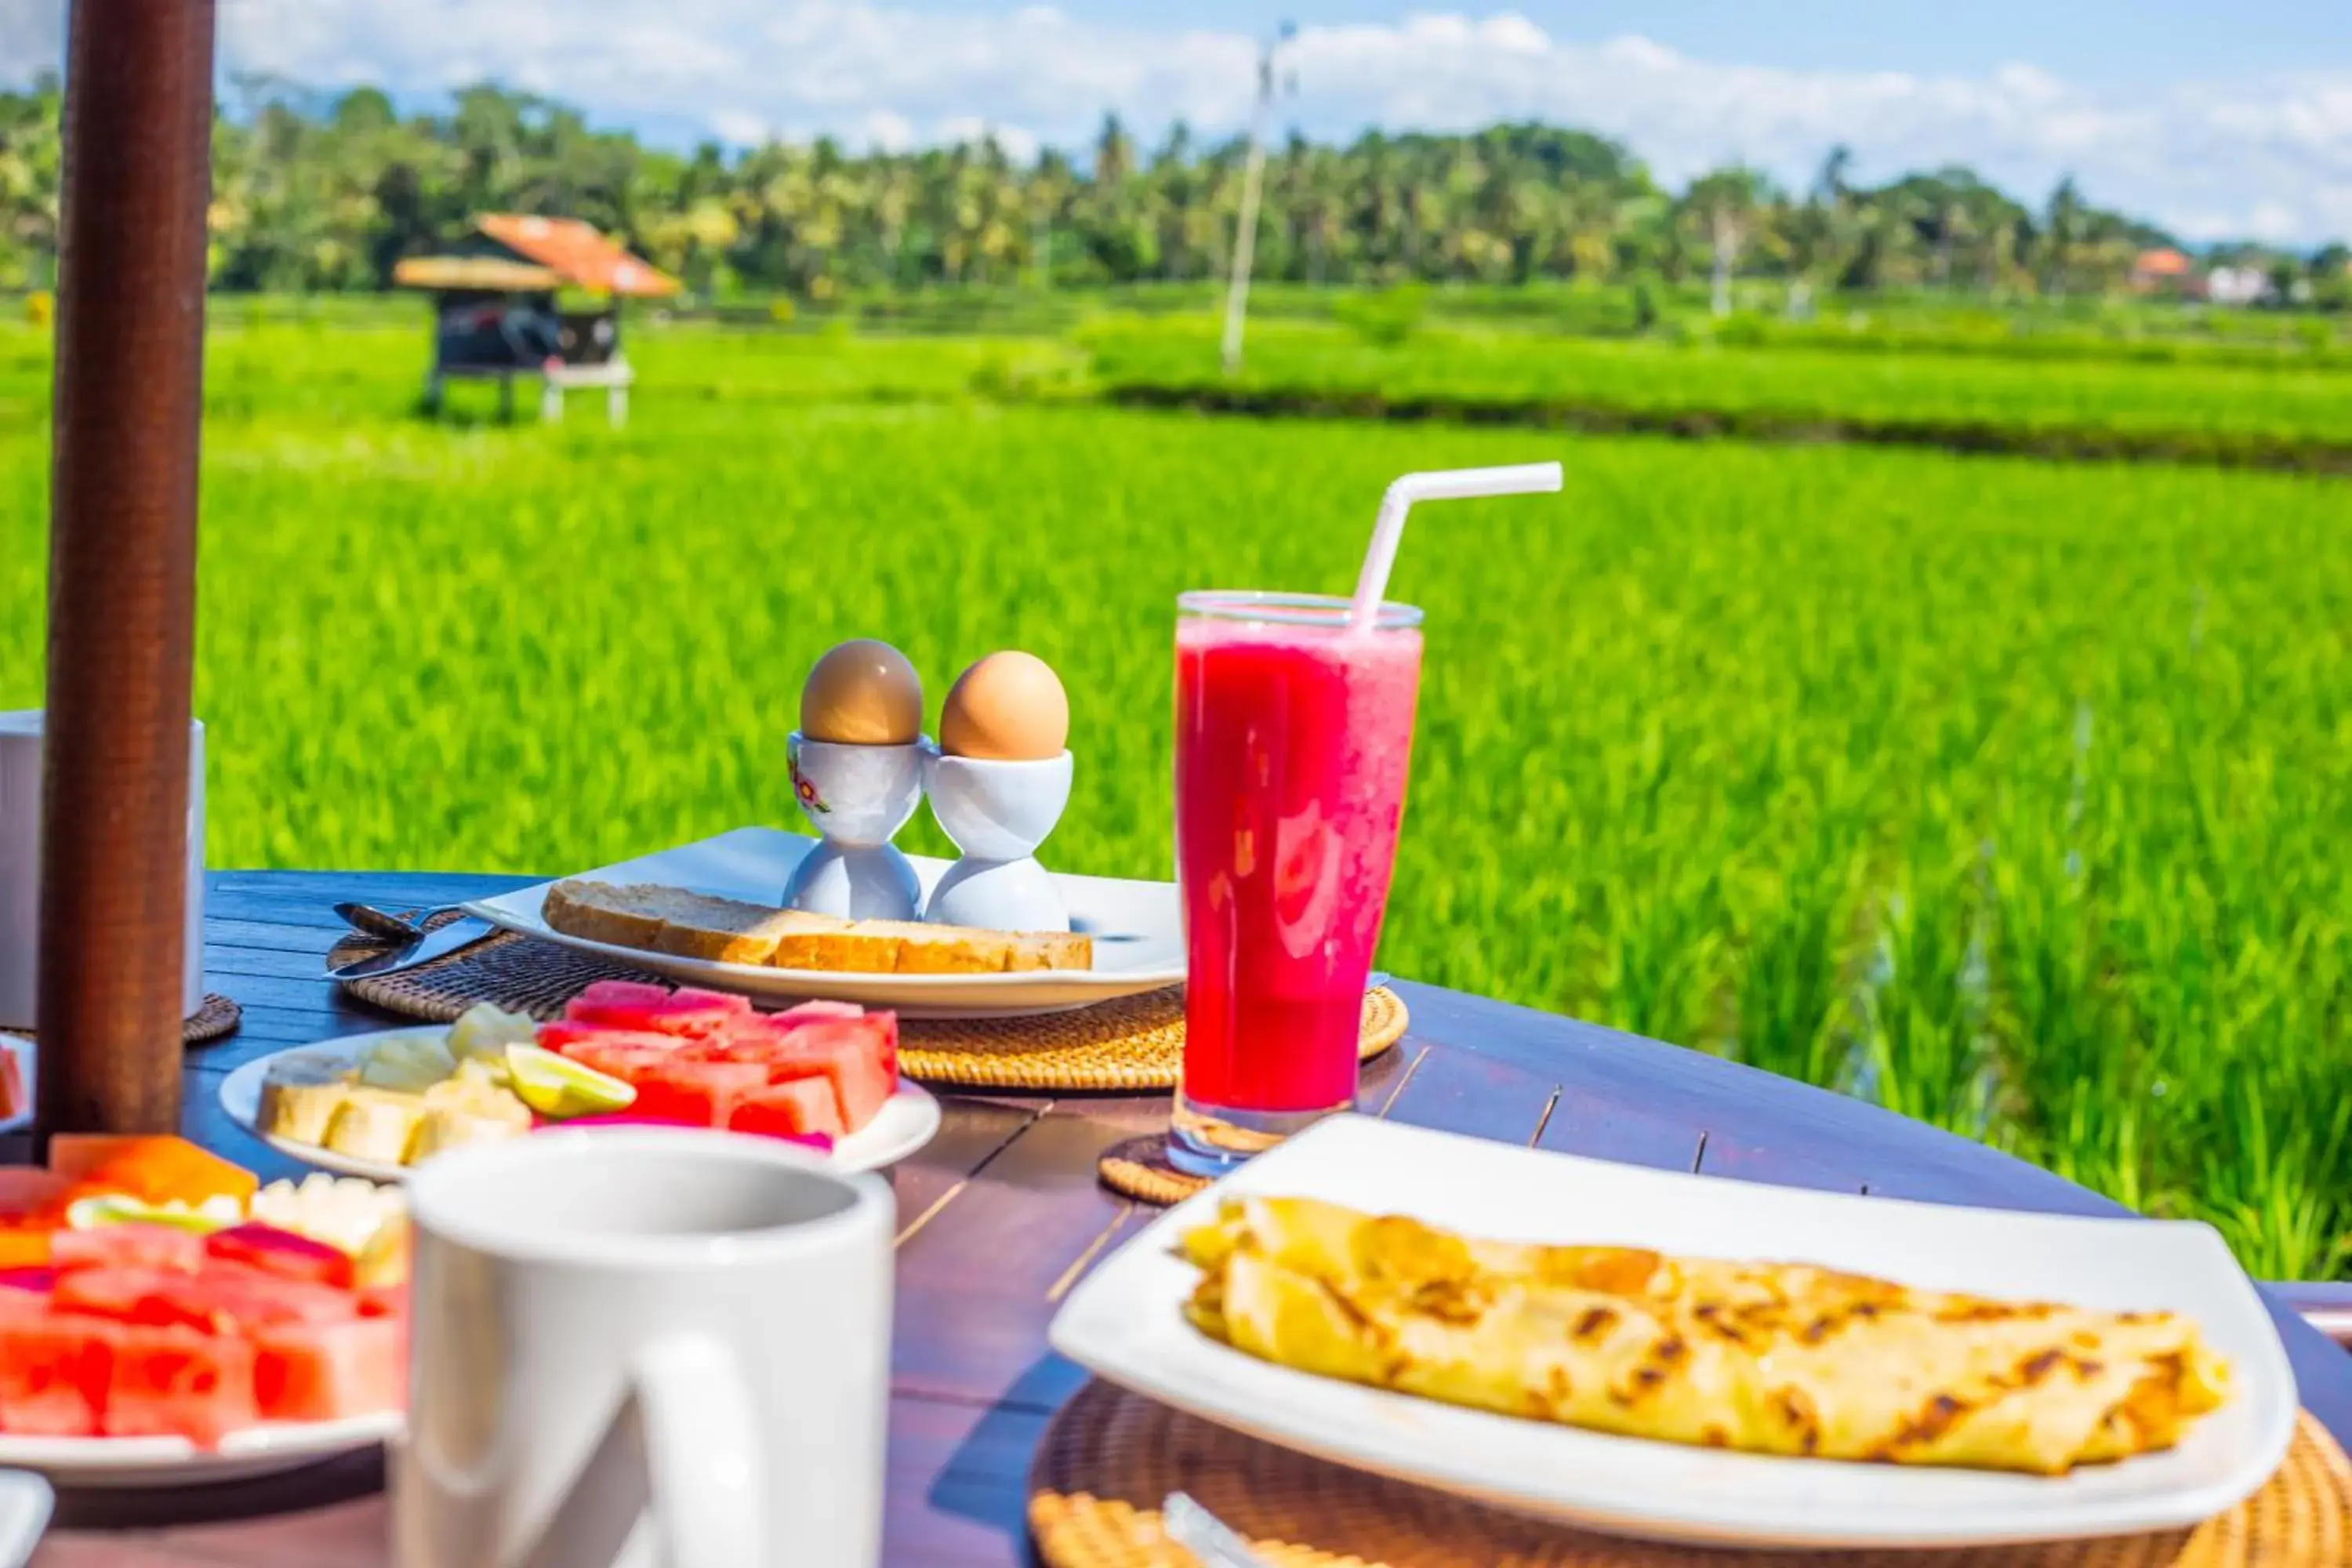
<box><xmin>394</xmin><ymin>1128</ymin><xmax>895</xmax><ymax>1568</ymax></box>
<box><xmin>0</xmin><ymin>711</ymin><xmax>205</xmax><ymax>1030</ymax></box>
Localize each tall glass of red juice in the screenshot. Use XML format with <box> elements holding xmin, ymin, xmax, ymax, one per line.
<box><xmin>1169</xmin><ymin>591</ymin><xmax>1423</xmax><ymax>1174</ymax></box>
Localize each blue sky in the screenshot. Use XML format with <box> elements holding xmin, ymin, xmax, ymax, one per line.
<box><xmin>1010</xmin><ymin>2</ymin><xmax>2352</xmax><ymax>90</ymax></box>
<box><xmin>5</xmin><ymin>0</ymin><xmax>2349</xmax><ymax>243</ymax></box>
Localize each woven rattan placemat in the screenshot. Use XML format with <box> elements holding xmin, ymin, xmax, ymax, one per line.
<box><xmin>329</xmin><ymin>916</ymin><xmax>667</xmax><ymax>1022</ymax></box>
<box><xmin>9</xmin><ymin>992</ymin><xmax>241</xmax><ymax>1048</ymax></box>
<box><xmin>1030</xmin><ymin>1379</ymin><xmax>2352</xmax><ymax>1568</ymax></box>
<box><xmin>900</xmin><ymin>986</ymin><xmax>1404</xmax><ymax>1092</ymax></box>
<box><xmin>332</xmin><ymin>914</ymin><xmax>1407</xmax><ymax>1094</ymax></box>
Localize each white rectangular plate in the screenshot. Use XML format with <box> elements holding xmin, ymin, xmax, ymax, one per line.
<box><xmin>464</xmin><ymin>827</ymin><xmax>1182</xmax><ymax>1017</ymax></box>
<box><xmin>1051</xmin><ymin>1116</ymin><xmax>2297</xmax><ymax>1551</ymax></box>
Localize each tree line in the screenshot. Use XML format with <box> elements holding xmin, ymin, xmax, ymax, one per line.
<box><xmin>1</xmin><ymin>76</ymin><xmax>2345</xmax><ymax>303</ymax></box>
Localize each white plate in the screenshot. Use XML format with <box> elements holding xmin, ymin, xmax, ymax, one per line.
<box><xmin>219</xmin><ymin>1029</ymin><xmax>943</xmax><ymax>1182</ymax></box>
<box><xmin>0</xmin><ymin>1411</ymin><xmax>398</xmax><ymax>1488</ymax></box>
<box><xmin>462</xmin><ymin>826</ymin><xmax>1183</xmax><ymax>1018</ymax></box>
<box><xmin>1051</xmin><ymin>1115</ymin><xmax>2298</xmax><ymax>1552</ymax></box>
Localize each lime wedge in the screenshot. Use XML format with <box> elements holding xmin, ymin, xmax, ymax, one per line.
<box><xmin>66</xmin><ymin>1194</ymin><xmax>239</xmax><ymax>1234</ymax></box>
<box><xmin>504</xmin><ymin>1044</ymin><xmax>637</xmax><ymax>1120</ymax></box>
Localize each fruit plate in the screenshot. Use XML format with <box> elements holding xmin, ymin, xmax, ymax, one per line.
<box><xmin>461</xmin><ymin>826</ymin><xmax>1184</xmax><ymax>1018</ymax></box>
<box><xmin>217</xmin><ymin>1029</ymin><xmax>944</xmax><ymax>1183</ymax></box>
<box><xmin>0</xmin><ymin>1410</ymin><xmax>400</xmax><ymax>1487</ymax></box>
<box><xmin>1051</xmin><ymin>1115</ymin><xmax>2299</xmax><ymax>1552</ymax></box>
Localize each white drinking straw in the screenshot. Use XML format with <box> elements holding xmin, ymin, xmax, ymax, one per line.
<box><xmin>1347</xmin><ymin>462</ymin><xmax>1565</xmax><ymax>629</ymax></box>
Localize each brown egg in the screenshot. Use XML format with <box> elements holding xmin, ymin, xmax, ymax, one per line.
<box><xmin>800</xmin><ymin>640</ymin><xmax>924</xmax><ymax>745</ymax></box>
<box><xmin>940</xmin><ymin>651</ymin><xmax>1069</xmax><ymax>760</ymax></box>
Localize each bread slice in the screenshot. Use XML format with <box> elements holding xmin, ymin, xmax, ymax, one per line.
<box><xmin>659</xmin><ymin>894</ymin><xmax>855</xmax><ymax>967</ymax></box>
<box><xmin>546</xmin><ymin>880</ymin><xmax>836</xmax><ymax>965</ymax></box>
<box><xmin>1009</xmin><ymin>930</ymin><xmax>1094</xmax><ymax>971</ymax></box>
<box><xmin>543</xmin><ymin>877</ymin><xmax>1095</xmax><ymax>974</ymax></box>
<box><xmin>543</xmin><ymin>880</ymin><xmax>669</xmax><ymax>950</ymax></box>
<box><xmin>771</xmin><ymin>924</ymin><xmax>899</xmax><ymax>973</ymax></box>
<box><xmin>846</xmin><ymin>920</ymin><xmax>1016</xmax><ymax>974</ymax></box>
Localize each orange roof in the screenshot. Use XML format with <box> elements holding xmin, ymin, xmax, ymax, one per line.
<box><xmin>2132</xmin><ymin>248</ymin><xmax>2191</xmax><ymax>276</ymax></box>
<box><xmin>476</xmin><ymin>214</ymin><xmax>681</xmax><ymax>297</ymax></box>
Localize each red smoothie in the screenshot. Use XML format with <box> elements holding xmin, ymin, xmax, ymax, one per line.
<box><xmin>1172</xmin><ymin>596</ymin><xmax>1422</xmax><ymax>1142</ymax></box>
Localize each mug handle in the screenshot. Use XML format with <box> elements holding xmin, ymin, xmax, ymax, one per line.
<box><xmin>633</xmin><ymin>1336</ymin><xmax>764</xmax><ymax>1568</ymax></box>
<box><xmin>514</xmin><ymin>1334</ymin><xmax>764</xmax><ymax>1568</ymax></box>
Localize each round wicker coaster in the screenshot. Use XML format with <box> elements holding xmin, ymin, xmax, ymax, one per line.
<box><xmin>328</xmin><ymin>913</ymin><xmax>668</xmax><ymax>1023</ymax></box>
<box><xmin>1098</xmin><ymin>1136</ymin><xmax>1210</xmax><ymax>1207</ymax></box>
<box><xmin>10</xmin><ymin>993</ymin><xmax>241</xmax><ymax>1048</ymax></box>
<box><xmin>183</xmin><ymin>993</ymin><xmax>241</xmax><ymax>1044</ymax></box>
<box><xmin>1030</xmin><ymin>1380</ymin><xmax>2352</xmax><ymax>1568</ymax></box>
<box><xmin>900</xmin><ymin>987</ymin><xmax>1406</xmax><ymax>1093</ymax></box>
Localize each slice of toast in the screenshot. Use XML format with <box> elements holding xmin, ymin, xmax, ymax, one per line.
<box><xmin>542</xmin><ymin>880</ymin><xmax>669</xmax><ymax>950</ymax></box>
<box><xmin>844</xmin><ymin>920</ymin><xmax>1018</xmax><ymax>975</ymax></box>
<box><xmin>771</xmin><ymin>924</ymin><xmax>900</xmax><ymax>973</ymax></box>
<box><xmin>543</xmin><ymin>878</ymin><xmax>1096</xmax><ymax>974</ymax></box>
<box><xmin>1008</xmin><ymin>930</ymin><xmax>1094</xmax><ymax>971</ymax></box>
<box><xmin>648</xmin><ymin>893</ymin><xmax>834</xmax><ymax>966</ymax></box>
<box><xmin>545</xmin><ymin>880</ymin><xmax>840</xmax><ymax>966</ymax></box>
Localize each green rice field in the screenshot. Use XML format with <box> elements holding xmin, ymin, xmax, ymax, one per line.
<box><xmin>3</xmin><ymin>313</ymin><xmax>2350</xmax><ymax>1278</ymax></box>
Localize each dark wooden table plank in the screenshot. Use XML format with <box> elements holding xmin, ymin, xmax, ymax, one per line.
<box><xmin>29</xmin><ymin>868</ymin><xmax>2351</xmax><ymax>1568</ymax></box>
<box><xmin>1377</xmin><ymin>1041</ymin><xmax>1555</xmax><ymax>1146</ymax></box>
<box><xmin>1696</xmin><ymin>1132</ymin><xmax>1868</xmax><ymax>1194</ymax></box>
<box><xmin>1534</xmin><ymin>1087</ymin><xmax>1706</xmax><ymax>1171</ymax></box>
<box><xmin>892</xmin><ymin>1098</ymin><xmax>1163</xmax><ymax>1406</ymax></box>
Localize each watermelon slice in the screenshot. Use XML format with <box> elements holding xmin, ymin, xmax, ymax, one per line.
<box><xmin>564</xmin><ymin>982</ymin><xmax>747</xmax><ymax>1039</ymax></box>
<box><xmin>560</xmin><ymin>1040</ymin><xmax>682</xmax><ymax>1087</ymax></box>
<box><xmin>769</xmin><ymin>1000</ymin><xmax>864</xmax><ymax>1022</ymax></box>
<box><xmin>206</xmin><ymin>1224</ymin><xmax>357</xmax><ymax>1291</ymax></box>
<box><xmin>728</xmin><ymin>1078</ymin><xmax>844</xmax><ymax>1142</ymax></box>
<box><xmin>254</xmin><ymin>1316</ymin><xmax>403</xmax><ymax>1422</ymax></box>
<box><xmin>0</xmin><ymin>1318</ymin><xmax>111</xmax><ymax>1436</ymax></box>
<box><xmin>102</xmin><ymin>1324</ymin><xmax>257</xmax><ymax>1446</ymax></box>
<box><xmin>570</xmin><ymin>980</ymin><xmax>669</xmax><ymax>1011</ymax></box>
<box><xmin>536</xmin><ymin>1022</ymin><xmax>684</xmax><ymax>1057</ymax></box>
<box><xmin>53</xmin><ymin>1223</ymin><xmax>206</xmax><ymax>1276</ymax></box>
<box><xmin>56</xmin><ymin>1261</ymin><xmax>358</xmax><ymax>1334</ymax></box>
<box><xmin>729</xmin><ymin>1014</ymin><xmax>898</xmax><ymax>1134</ymax></box>
<box><xmin>628</xmin><ymin>1058</ymin><xmax>771</xmax><ymax>1127</ymax></box>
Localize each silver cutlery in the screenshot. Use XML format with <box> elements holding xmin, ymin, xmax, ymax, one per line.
<box><xmin>333</xmin><ymin>900</ymin><xmax>427</xmax><ymax>942</ymax></box>
<box><xmin>1161</xmin><ymin>1492</ymin><xmax>1269</xmax><ymax>1568</ymax></box>
<box><xmin>326</xmin><ymin>910</ymin><xmax>497</xmax><ymax>979</ymax></box>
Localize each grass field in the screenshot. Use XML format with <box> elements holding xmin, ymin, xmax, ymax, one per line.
<box><xmin>4</xmin><ymin>314</ymin><xmax>2350</xmax><ymax>1278</ymax></box>
<box><xmin>1086</xmin><ymin>317</ymin><xmax>2352</xmax><ymax>464</ymax></box>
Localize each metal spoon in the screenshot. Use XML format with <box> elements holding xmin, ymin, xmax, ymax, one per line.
<box><xmin>333</xmin><ymin>902</ymin><xmax>468</xmax><ymax>942</ymax></box>
<box><xmin>1161</xmin><ymin>1492</ymin><xmax>1269</xmax><ymax>1568</ymax></box>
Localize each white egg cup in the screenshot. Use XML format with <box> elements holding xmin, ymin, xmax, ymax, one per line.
<box><xmin>780</xmin><ymin>732</ymin><xmax>924</xmax><ymax>922</ymax></box>
<box><xmin>922</xmin><ymin>750</ymin><xmax>1073</xmax><ymax>933</ymax></box>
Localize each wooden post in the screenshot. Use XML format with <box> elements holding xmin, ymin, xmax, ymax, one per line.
<box><xmin>37</xmin><ymin>0</ymin><xmax>218</xmax><ymax>1139</ymax></box>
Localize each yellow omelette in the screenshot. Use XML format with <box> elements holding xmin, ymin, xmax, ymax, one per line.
<box><xmin>1180</xmin><ymin>1196</ymin><xmax>2230</xmax><ymax>1475</ymax></box>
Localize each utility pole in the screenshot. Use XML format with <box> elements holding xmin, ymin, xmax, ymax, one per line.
<box><xmin>1221</xmin><ymin>21</ymin><xmax>1295</xmax><ymax>376</ymax></box>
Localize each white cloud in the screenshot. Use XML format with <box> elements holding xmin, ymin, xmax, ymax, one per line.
<box><xmin>6</xmin><ymin>0</ymin><xmax>2350</xmax><ymax>242</ymax></box>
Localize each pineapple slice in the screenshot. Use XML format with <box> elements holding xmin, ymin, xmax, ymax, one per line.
<box><xmin>259</xmin><ymin>1052</ymin><xmax>358</xmax><ymax>1145</ymax></box>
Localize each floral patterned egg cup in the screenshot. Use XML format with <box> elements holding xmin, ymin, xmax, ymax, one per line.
<box><xmin>779</xmin><ymin>731</ymin><xmax>925</xmax><ymax>921</ymax></box>
<box><xmin>921</xmin><ymin>750</ymin><xmax>1074</xmax><ymax>933</ymax></box>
